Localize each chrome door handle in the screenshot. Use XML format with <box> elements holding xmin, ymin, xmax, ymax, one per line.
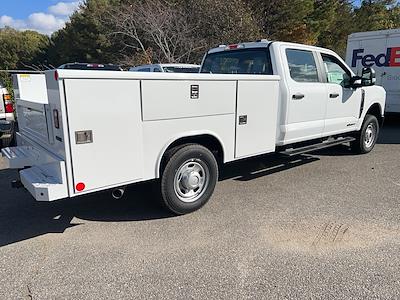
<box><xmin>292</xmin><ymin>93</ymin><xmax>305</xmax><ymax>100</ymax></box>
<box><xmin>330</xmin><ymin>93</ymin><xmax>340</xmax><ymax>98</ymax></box>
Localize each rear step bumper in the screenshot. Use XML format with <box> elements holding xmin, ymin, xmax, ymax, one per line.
<box><xmin>1</xmin><ymin>146</ymin><xmax>69</xmax><ymax>201</ymax></box>
<box><xmin>20</xmin><ymin>164</ymin><xmax>68</xmax><ymax>201</ymax></box>
<box><xmin>280</xmin><ymin>137</ymin><xmax>355</xmax><ymax>157</ymax></box>
<box><xmin>1</xmin><ymin>146</ymin><xmax>33</xmax><ymax>169</ymax></box>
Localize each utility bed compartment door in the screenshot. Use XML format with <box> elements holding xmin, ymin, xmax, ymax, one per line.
<box><xmin>16</xmin><ymin>100</ymin><xmax>53</xmax><ymax>145</ymax></box>
<box><xmin>64</xmin><ymin>79</ymin><xmax>143</xmax><ymax>193</ymax></box>
<box><xmin>235</xmin><ymin>80</ymin><xmax>279</xmax><ymax>158</ymax></box>
<box><xmin>141</xmin><ymin>80</ymin><xmax>236</xmax><ymax>121</ymax></box>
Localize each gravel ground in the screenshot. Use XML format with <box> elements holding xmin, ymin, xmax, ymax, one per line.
<box><xmin>0</xmin><ymin>117</ymin><xmax>399</xmax><ymax>300</ymax></box>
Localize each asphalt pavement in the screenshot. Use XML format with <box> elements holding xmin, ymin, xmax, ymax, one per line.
<box><xmin>0</xmin><ymin>117</ymin><xmax>399</xmax><ymax>299</ymax></box>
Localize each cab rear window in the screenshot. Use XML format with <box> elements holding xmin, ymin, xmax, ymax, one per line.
<box><xmin>201</xmin><ymin>49</ymin><xmax>273</xmax><ymax>75</ymax></box>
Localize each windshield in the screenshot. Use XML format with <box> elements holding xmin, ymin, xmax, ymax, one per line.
<box><xmin>163</xmin><ymin>67</ymin><xmax>200</xmax><ymax>73</ymax></box>
<box><xmin>201</xmin><ymin>49</ymin><xmax>273</xmax><ymax>75</ymax></box>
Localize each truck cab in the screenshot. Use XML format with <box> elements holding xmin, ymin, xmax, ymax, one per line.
<box><xmin>201</xmin><ymin>40</ymin><xmax>385</xmax><ymax>147</ymax></box>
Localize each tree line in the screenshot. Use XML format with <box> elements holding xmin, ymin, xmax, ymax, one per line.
<box><xmin>1</xmin><ymin>0</ymin><xmax>400</xmax><ymax>72</ymax></box>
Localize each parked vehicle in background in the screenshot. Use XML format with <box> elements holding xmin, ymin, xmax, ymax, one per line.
<box><xmin>58</xmin><ymin>63</ymin><xmax>123</xmax><ymax>71</ymax></box>
<box><xmin>2</xmin><ymin>40</ymin><xmax>385</xmax><ymax>215</ymax></box>
<box><xmin>346</xmin><ymin>29</ymin><xmax>400</xmax><ymax>113</ymax></box>
<box><xmin>0</xmin><ymin>80</ymin><xmax>15</xmax><ymax>148</ymax></box>
<box><xmin>130</xmin><ymin>64</ymin><xmax>200</xmax><ymax>73</ymax></box>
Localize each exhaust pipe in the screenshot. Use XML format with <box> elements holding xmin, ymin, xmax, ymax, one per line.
<box><xmin>112</xmin><ymin>187</ymin><xmax>126</xmax><ymax>199</ymax></box>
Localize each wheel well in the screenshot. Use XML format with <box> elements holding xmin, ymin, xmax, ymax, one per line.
<box><xmin>366</xmin><ymin>103</ymin><xmax>383</xmax><ymax>126</ymax></box>
<box><xmin>159</xmin><ymin>135</ymin><xmax>224</xmax><ymax>174</ymax></box>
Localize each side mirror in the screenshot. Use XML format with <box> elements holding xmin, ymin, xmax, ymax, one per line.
<box><xmin>350</xmin><ymin>76</ymin><xmax>363</xmax><ymax>89</ymax></box>
<box><xmin>361</xmin><ymin>67</ymin><xmax>376</xmax><ymax>86</ymax></box>
<box><xmin>350</xmin><ymin>67</ymin><xmax>376</xmax><ymax>89</ymax></box>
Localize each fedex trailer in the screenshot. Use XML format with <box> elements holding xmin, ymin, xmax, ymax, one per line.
<box><xmin>346</xmin><ymin>29</ymin><xmax>400</xmax><ymax>113</ymax></box>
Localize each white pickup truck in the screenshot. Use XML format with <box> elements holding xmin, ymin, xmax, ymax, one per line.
<box><xmin>1</xmin><ymin>40</ymin><xmax>386</xmax><ymax>215</ymax></box>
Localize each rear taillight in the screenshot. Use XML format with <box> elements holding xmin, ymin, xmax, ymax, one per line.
<box><xmin>3</xmin><ymin>94</ymin><xmax>14</xmax><ymax>113</ymax></box>
<box><xmin>5</xmin><ymin>103</ymin><xmax>14</xmax><ymax>113</ymax></box>
<box><xmin>226</xmin><ymin>44</ymin><xmax>244</xmax><ymax>50</ymax></box>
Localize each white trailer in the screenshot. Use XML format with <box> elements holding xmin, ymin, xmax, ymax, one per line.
<box><xmin>346</xmin><ymin>29</ymin><xmax>400</xmax><ymax>113</ymax></box>
<box><xmin>2</xmin><ymin>41</ymin><xmax>386</xmax><ymax>214</ymax></box>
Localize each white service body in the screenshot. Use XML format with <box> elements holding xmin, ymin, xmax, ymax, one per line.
<box><xmin>2</xmin><ymin>41</ymin><xmax>386</xmax><ymax>202</ymax></box>
<box><xmin>346</xmin><ymin>29</ymin><xmax>400</xmax><ymax>113</ymax></box>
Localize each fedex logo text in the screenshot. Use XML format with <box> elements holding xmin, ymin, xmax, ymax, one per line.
<box><xmin>352</xmin><ymin>48</ymin><xmax>400</xmax><ymax>68</ymax></box>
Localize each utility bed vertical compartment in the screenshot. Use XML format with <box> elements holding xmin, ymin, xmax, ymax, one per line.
<box><xmin>235</xmin><ymin>80</ymin><xmax>279</xmax><ymax>158</ymax></box>
<box><xmin>63</xmin><ymin>79</ymin><xmax>144</xmax><ymax>194</ymax></box>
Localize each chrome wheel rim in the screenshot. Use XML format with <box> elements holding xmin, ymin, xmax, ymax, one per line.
<box><xmin>364</xmin><ymin>123</ymin><xmax>376</xmax><ymax>148</ymax></box>
<box><xmin>174</xmin><ymin>160</ymin><xmax>208</xmax><ymax>203</ymax></box>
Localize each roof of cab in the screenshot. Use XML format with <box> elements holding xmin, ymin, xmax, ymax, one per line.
<box><xmin>207</xmin><ymin>40</ymin><xmax>337</xmax><ymax>57</ymax></box>
<box><xmin>207</xmin><ymin>40</ymin><xmax>271</xmax><ymax>54</ymax></box>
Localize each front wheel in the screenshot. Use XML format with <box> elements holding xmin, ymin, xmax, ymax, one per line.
<box><xmin>161</xmin><ymin>144</ymin><xmax>218</xmax><ymax>215</ymax></box>
<box><xmin>351</xmin><ymin>114</ymin><xmax>379</xmax><ymax>154</ymax></box>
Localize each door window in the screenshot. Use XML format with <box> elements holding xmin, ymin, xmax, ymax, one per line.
<box><xmin>321</xmin><ymin>54</ymin><xmax>351</xmax><ymax>87</ymax></box>
<box><xmin>286</xmin><ymin>49</ymin><xmax>319</xmax><ymax>82</ymax></box>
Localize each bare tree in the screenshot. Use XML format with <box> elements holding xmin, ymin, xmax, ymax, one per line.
<box><xmin>107</xmin><ymin>0</ymin><xmax>206</xmax><ymax>64</ymax></box>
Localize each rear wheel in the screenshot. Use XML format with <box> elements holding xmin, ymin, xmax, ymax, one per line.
<box><xmin>351</xmin><ymin>114</ymin><xmax>379</xmax><ymax>154</ymax></box>
<box><xmin>161</xmin><ymin>144</ymin><xmax>218</xmax><ymax>215</ymax></box>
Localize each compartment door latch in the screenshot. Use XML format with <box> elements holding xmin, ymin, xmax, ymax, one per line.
<box><xmin>238</xmin><ymin>115</ymin><xmax>247</xmax><ymax>125</ymax></box>
<box><xmin>75</xmin><ymin>130</ymin><xmax>93</xmax><ymax>144</ymax></box>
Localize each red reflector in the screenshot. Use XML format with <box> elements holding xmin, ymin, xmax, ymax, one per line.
<box><xmin>76</xmin><ymin>182</ymin><xmax>85</xmax><ymax>192</ymax></box>
<box><xmin>54</xmin><ymin>71</ymin><xmax>59</xmax><ymax>81</ymax></box>
<box><xmin>228</xmin><ymin>44</ymin><xmax>239</xmax><ymax>49</ymax></box>
<box><xmin>5</xmin><ymin>103</ymin><xmax>14</xmax><ymax>113</ymax></box>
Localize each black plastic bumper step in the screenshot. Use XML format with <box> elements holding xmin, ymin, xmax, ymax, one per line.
<box><xmin>280</xmin><ymin>137</ymin><xmax>355</xmax><ymax>157</ymax></box>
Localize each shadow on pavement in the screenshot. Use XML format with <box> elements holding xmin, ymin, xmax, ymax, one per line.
<box><xmin>0</xmin><ymin>179</ymin><xmax>175</xmax><ymax>247</ymax></box>
<box><xmin>220</xmin><ymin>154</ymin><xmax>319</xmax><ymax>181</ymax></box>
<box><xmin>0</xmin><ymin>154</ymin><xmax>318</xmax><ymax>248</ymax></box>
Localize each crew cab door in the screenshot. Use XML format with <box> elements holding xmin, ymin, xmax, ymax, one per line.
<box><xmin>282</xmin><ymin>47</ymin><xmax>327</xmax><ymax>143</ymax></box>
<box><xmin>318</xmin><ymin>52</ymin><xmax>361</xmax><ymax>135</ymax></box>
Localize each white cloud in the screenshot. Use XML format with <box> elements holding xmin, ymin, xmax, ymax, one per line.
<box><xmin>0</xmin><ymin>15</ymin><xmax>13</xmax><ymax>26</ymax></box>
<box><xmin>0</xmin><ymin>15</ymin><xmax>27</xmax><ymax>29</ymax></box>
<box><xmin>48</xmin><ymin>1</ymin><xmax>81</xmax><ymax>16</ymax></box>
<box><xmin>0</xmin><ymin>1</ymin><xmax>81</xmax><ymax>35</ymax></box>
<box><xmin>28</xmin><ymin>13</ymin><xmax>66</xmax><ymax>34</ymax></box>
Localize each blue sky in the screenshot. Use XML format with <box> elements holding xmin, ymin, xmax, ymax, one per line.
<box><xmin>0</xmin><ymin>0</ymin><xmax>81</xmax><ymax>34</ymax></box>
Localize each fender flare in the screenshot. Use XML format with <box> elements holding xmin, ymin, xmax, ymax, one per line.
<box><xmin>155</xmin><ymin>130</ymin><xmax>227</xmax><ymax>178</ymax></box>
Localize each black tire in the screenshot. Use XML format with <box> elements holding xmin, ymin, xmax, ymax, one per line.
<box><xmin>0</xmin><ymin>121</ymin><xmax>15</xmax><ymax>149</ymax></box>
<box><xmin>161</xmin><ymin>144</ymin><xmax>218</xmax><ymax>215</ymax></box>
<box><xmin>351</xmin><ymin>114</ymin><xmax>379</xmax><ymax>154</ymax></box>
<box><xmin>0</xmin><ymin>135</ymin><xmax>13</xmax><ymax>148</ymax></box>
